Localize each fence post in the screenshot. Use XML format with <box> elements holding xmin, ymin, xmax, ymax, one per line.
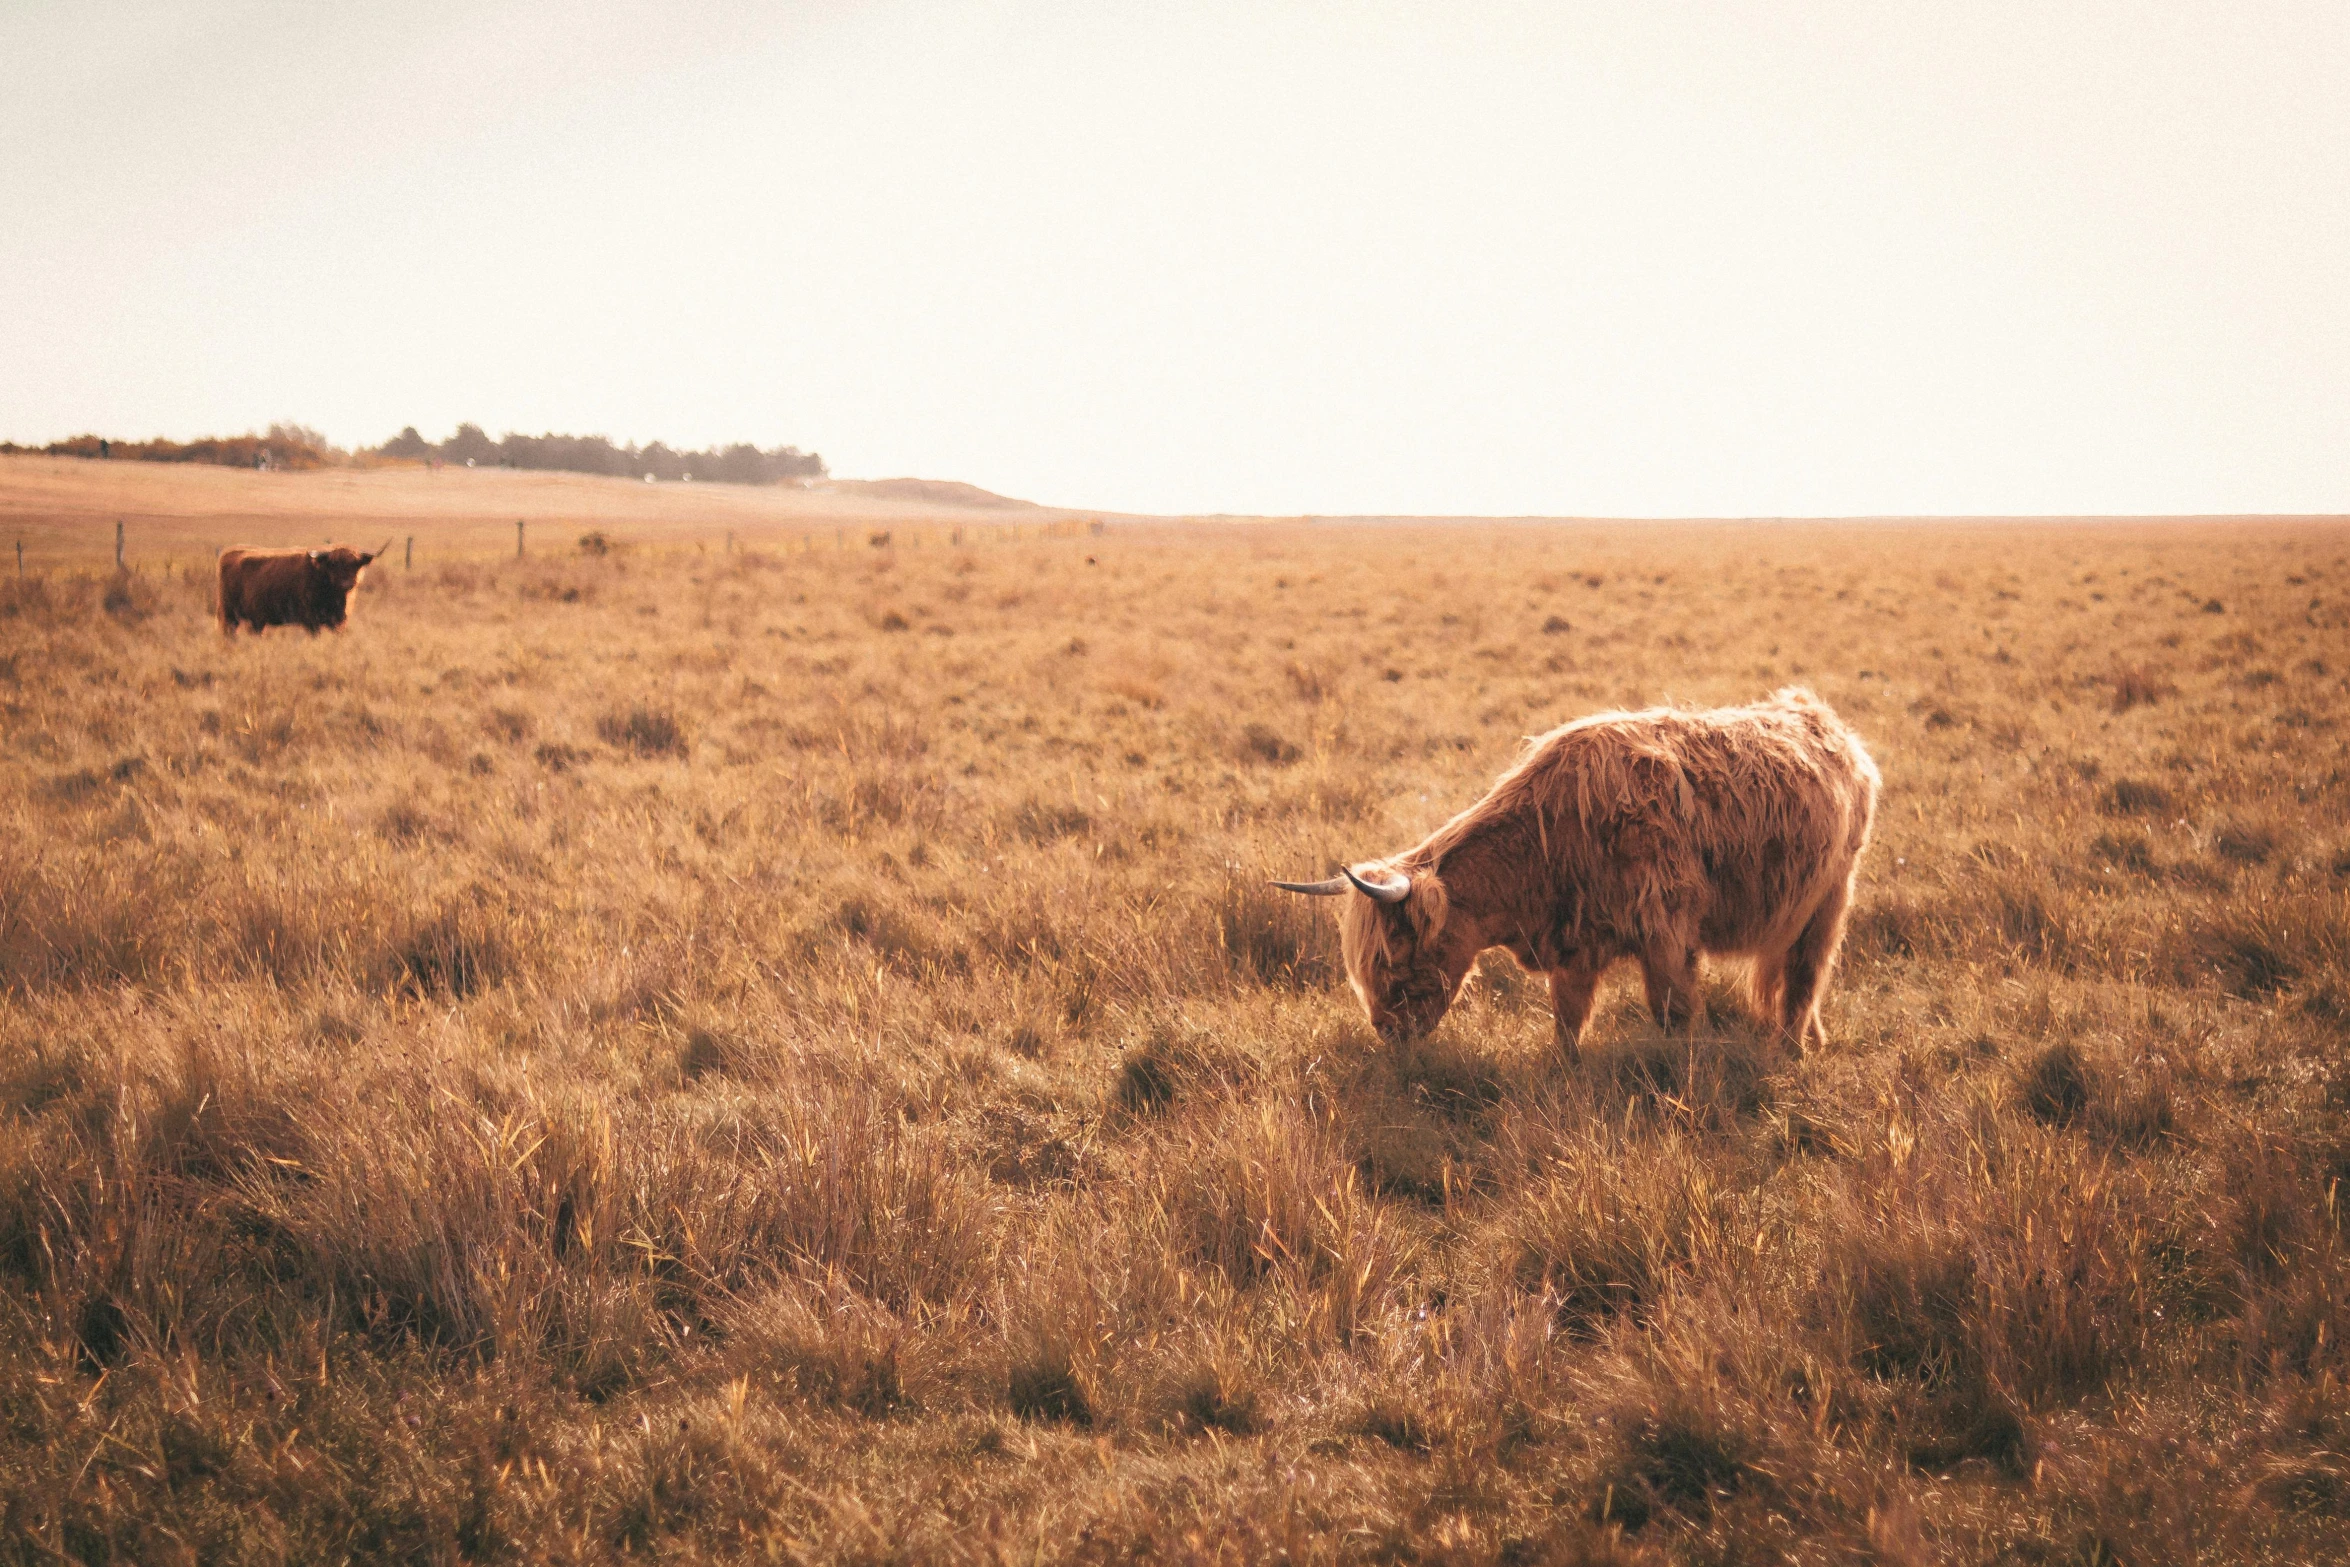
<box><xmin>405</xmin><ymin>536</ymin><xmax>413</xmax><ymax>570</ymax></box>
<box><xmin>516</xmin><ymin>519</ymin><xmax>525</xmax><ymax>560</ymax></box>
<box><xmin>15</xmin><ymin>541</ymin><xmax>20</xmax><ymax>576</ymax></box>
<box><xmin>115</xmin><ymin>520</ymin><xmax>124</xmax><ymax>569</ymax></box>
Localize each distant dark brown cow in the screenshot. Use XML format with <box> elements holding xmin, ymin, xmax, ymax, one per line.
<box><xmin>1275</xmin><ymin>688</ymin><xmax>1880</xmax><ymax>1053</ymax></box>
<box><xmin>217</xmin><ymin>542</ymin><xmax>387</xmax><ymax>635</ymax></box>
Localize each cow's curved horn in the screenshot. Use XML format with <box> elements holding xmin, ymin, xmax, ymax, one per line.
<box><xmin>1270</xmin><ymin>875</ymin><xmax>1350</xmax><ymax>896</ymax></box>
<box><xmin>364</xmin><ymin>537</ymin><xmax>391</xmax><ymax>562</ymax></box>
<box><xmin>1344</xmin><ymin>865</ymin><xmax>1412</xmax><ymax>903</ymax></box>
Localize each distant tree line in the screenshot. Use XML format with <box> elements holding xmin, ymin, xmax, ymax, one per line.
<box><xmin>0</xmin><ymin>422</ymin><xmax>826</xmax><ymax>486</ymax></box>
<box><xmin>2</xmin><ymin>424</ymin><xmax>338</xmax><ymax>469</ymax></box>
<box><xmin>372</xmin><ymin>424</ymin><xmax>826</xmax><ymax>484</ymax></box>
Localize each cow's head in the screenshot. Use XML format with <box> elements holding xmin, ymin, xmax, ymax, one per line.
<box><xmin>306</xmin><ymin>540</ymin><xmax>387</xmax><ymax>595</ymax></box>
<box><xmin>1273</xmin><ymin>862</ymin><xmax>1478</xmax><ymax>1044</ymax></box>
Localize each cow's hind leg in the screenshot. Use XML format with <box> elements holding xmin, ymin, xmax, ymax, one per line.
<box><xmin>1750</xmin><ymin>949</ymin><xmax>1790</xmax><ymax>1044</ymax></box>
<box><xmin>1639</xmin><ymin>940</ymin><xmax>1702</xmax><ymax>1034</ymax></box>
<box><xmin>1780</xmin><ymin>879</ymin><xmax>1855</xmax><ymax>1052</ymax></box>
<box><xmin>1548</xmin><ymin>950</ymin><xmax>1605</xmax><ymax>1059</ymax></box>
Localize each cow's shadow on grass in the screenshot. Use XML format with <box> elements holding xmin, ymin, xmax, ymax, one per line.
<box><xmin>1336</xmin><ymin>1035</ymin><xmax>1511</xmax><ymax>1203</ymax></box>
<box><xmin>1327</xmin><ymin>972</ymin><xmax>1790</xmax><ymax>1203</ymax></box>
<box><xmin>1575</xmin><ymin>1013</ymin><xmax>1785</xmax><ymax>1133</ymax></box>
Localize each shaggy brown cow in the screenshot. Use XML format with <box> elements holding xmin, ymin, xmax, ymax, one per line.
<box><xmin>1275</xmin><ymin>687</ymin><xmax>1879</xmax><ymax>1053</ymax></box>
<box><xmin>217</xmin><ymin>542</ymin><xmax>387</xmax><ymax>635</ymax></box>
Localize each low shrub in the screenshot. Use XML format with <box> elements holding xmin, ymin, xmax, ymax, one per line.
<box><xmin>598</xmin><ymin>704</ymin><xmax>689</xmax><ymax>758</ymax></box>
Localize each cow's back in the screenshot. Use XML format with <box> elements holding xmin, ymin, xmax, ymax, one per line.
<box><xmin>1503</xmin><ymin>692</ymin><xmax>1875</xmax><ymax>953</ymax></box>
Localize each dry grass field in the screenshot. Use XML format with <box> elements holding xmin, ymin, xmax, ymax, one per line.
<box><xmin>4</xmin><ymin>464</ymin><xmax>2349</xmax><ymax>1563</ymax></box>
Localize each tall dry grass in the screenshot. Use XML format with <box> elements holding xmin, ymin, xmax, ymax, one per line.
<box><xmin>1</xmin><ymin>520</ymin><xmax>2347</xmax><ymax>1562</ymax></box>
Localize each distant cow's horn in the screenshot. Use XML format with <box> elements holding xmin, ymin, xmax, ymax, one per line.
<box><xmin>364</xmin><ymin>537</ymin><xmax>391</xmax><ymax>563</ymax></box>
<box><xmin>1344</xmin><ymin>865</ymin><xmax>1412</xmax><ymax>903</ymax></box>
<box><xmin>1270</xmin><ymin>875</ymin><xmax>1350</xmax><ymax>896</ymax></box>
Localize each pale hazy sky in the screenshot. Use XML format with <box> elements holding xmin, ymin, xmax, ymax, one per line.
<box><xmin>4</xmin><ymin>2</ymin><xmax>2345</xmax><ymax>516</ymax></box>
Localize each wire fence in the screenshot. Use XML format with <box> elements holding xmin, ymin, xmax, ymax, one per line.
<box><xmin>12</xmin><ymin>515</ymin><xmax>1116</xmax><ymax>580</ymax></box>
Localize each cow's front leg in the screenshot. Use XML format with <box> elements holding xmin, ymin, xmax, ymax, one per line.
<box><xmin>1639</xmin><ymin>943</ymin><xmax>1702</xmax><ymax>1033</ymax></box>
<box><xmin>1548</xmin><ymin>951</ymin><xmax>1604</xmax><ymax>1058</ymax></box>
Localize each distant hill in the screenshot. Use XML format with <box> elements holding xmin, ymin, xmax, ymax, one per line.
<box><xmin>0</xmin><ymin>450</ymin><xmax>1088</xmax><ymax>569</ymax></box>
<box><xmin>822</xmin><ymin>478</ymin><xmax>1036</xmax><ymax>510</ymax></box>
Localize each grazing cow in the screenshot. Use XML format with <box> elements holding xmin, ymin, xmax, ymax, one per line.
<box><xmin>217</xmin><ymin>542</ymin><xmax>388</xmax><ymax>635</ymax></box>
<box><xmin>1275</xmin><ymin>688</ymin><xmax>1879</xmax><ymax>1053</ymax></box>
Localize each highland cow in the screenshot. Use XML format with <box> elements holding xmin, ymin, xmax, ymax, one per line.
<box><xmin>1275</xmin><ymin>688</ymin><xmax>1879</xmax><ymax>1053</ymax></box>
<box><xmin>217</xmin><ymin>542</ymin><xmax>387</xmax><ymax>635</ymax></box>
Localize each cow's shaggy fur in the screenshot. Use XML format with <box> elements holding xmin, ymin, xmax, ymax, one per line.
<box><xmin>1294</xmin><ymin>688</ymin><xmax>1879</xmax><ymax>1052</ymax></box>
<box><xmin>218</xmin><ymin>545</ymin><xmax>381</xmax><ymax>635</ymax></box>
